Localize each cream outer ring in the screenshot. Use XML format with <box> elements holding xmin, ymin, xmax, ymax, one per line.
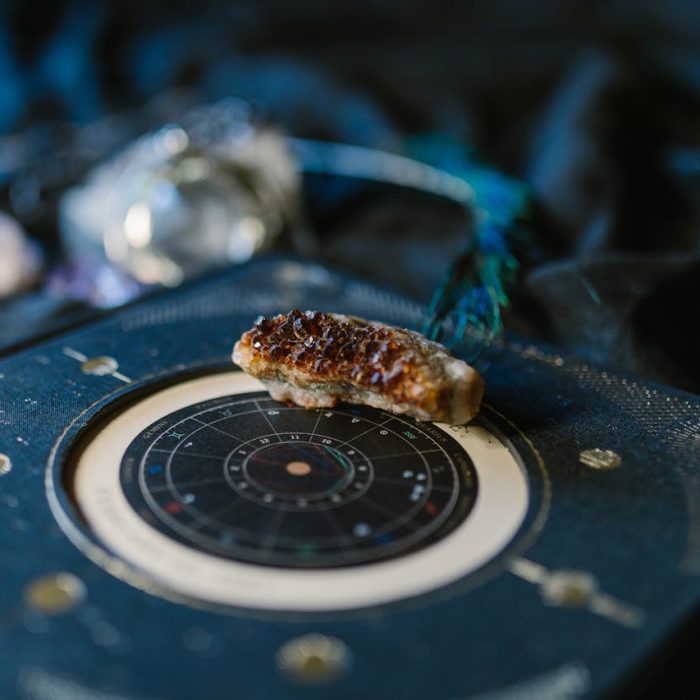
<box><xmin>73</xmin><ymin>372</ymin><xmax>529</xmax><ymax>611</ymax></box>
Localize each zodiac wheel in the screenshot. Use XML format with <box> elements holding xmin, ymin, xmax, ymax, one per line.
<box><xmin>57</xmin><ymin>371</ymin><xmax>543</xmax><ymax>611</ymax></box>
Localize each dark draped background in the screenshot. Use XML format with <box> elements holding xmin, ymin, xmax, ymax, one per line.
<box><xmin>3</xmin><ymin>1</ymin><xmax>700</xmax><ymax>392</ymax></box>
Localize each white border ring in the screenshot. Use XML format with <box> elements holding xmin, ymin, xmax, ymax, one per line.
<box><xmin>72</xmin><ymin>372</ymin><xmax>529</xmax><ymax>611</ymax></box>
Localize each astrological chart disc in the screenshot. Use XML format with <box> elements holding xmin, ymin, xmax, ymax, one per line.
<box><xmin>69</xmin><ymin>372</ymin><xmax>533</xmax><ymax>611</ymax></box>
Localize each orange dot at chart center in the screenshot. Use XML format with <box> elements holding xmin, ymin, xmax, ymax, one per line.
<box><xmin>286</xmin><ymin>461</ymin><xmax>312</xmax><ymax>476</ymax></box>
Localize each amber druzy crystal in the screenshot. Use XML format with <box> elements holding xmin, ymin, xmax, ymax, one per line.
<box><xmin>233</xmin><ymin>310</ymin><xmax>484</xmax><ymax>424</ymax></box>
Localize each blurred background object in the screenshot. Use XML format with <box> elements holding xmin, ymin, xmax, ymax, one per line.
<box><xmin>60</xmin><ymin>102</ymin><xmax>301</xmax><ymax>288</ymax></box>
<box><xmin>0</xmin><ymin>211</ymin><xmax>42</xmax><ymax>298</ymax></box>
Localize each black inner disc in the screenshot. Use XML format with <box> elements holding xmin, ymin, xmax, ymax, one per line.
<box><xmin>119</xmin><ymin>391</ymin><xmax>478</xmax><ymax>568</ymax></box>
<box><xmin>243</xmin><ymin>442</ymin><xmax>354</xmax><ymax>499</ymax></box>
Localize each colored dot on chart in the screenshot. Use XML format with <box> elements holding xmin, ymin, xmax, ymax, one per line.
<box><xmin>164</xmin><ymin>501</ymin><xmax>183</xmax><ymax>514</ymax></box>
<box><xmin>149</xmin><ymin>465</ymin><xmax>163</xmax><ymax>475</ymax></box>
<box><xmin>297</xmin><ymin>544</ymin><xmax>317</xmax><ymax>558</ymax></box>
<box><xmin>374</xmin><ymin>533</ymin><xmax>394</xmax><ymax>545</ymax></box>
<box><xmin>353</xmin><ymin>523</ymin><xmax>371</xmax><ymax>537</ymax></box>
<box><xmin>425</xmin><ymin>501</ymin><xmax>438</xmax><ymax>516</ymax></box>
